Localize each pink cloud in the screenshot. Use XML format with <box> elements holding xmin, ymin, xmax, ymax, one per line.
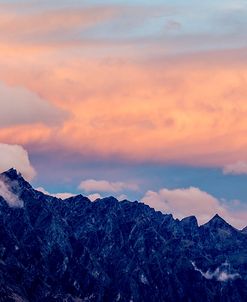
<box><xmin>223</xmin><ymin>161</ymin><xmax>247</xmax><ymax>175</ymax></box>
<box><xmin>0</xmin><ymin>81</ymin><xmax>68</xmax><ymax>127</ymax></box>
<box><xmin>0</xmin><ymin>3</ymin><xmax>247</xmax><ymax>170</ymax></box>
<box><xmin>78</xmin><ymin>179</ymin><xmax>139</xmax><ymax>193</ymax></box>
<box><xmin>0</xmin><ymin>6</ymin><xmax>119</xmax><ymax>43</ymax></box>
<box><xmin>141</xmin><ymin>187</ymin><xmax>247</xmax><ymax>229</ymax></box>
<box><xmin>87</xmin><ymin>193</ymin><xmax>102</xmax><ymax>201</ymax></box>
<box><xmin>36</xmin><ymin>187</ymin><xmax>75</xmax><ymax>200</ymax></box>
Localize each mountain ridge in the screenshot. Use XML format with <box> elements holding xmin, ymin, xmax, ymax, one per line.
<box><xmin>0</xmin><ymin>168</ymin><xmax>246</xmax><ymax>301</ymax></box>
<box><xmin>1</xmin><ymin>168</ymin><xmax>244</xmax><ymax>229</ymax></box>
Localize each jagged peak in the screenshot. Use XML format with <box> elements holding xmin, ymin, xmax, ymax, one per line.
<box><xmin>210</xmin><ymin>214</ymin><xmax>226</xmax><ymax>223</ymax></box>
<box><xmin>64</xmin><ymin>194</ymin><xmax>91</xmax><ymax>204</ymax></box>
<box><xmin>0</xmin><ymin>168</ymin><xmax>33</xmax><ymax>191</ymax></box>
<box><xmin>181</xmin><ymin>215</ymin><xmax>198</xmax><ymax>227</ymax></box>
<box><xmin>202</xmin><ymin>214</ymin><xmax>233</xmax><ymax>229</ymax></box>
<box><xmin>1</xmin><ymin>167</ymin><xmax>19</xmax><ymax>178</ymax></box>
<box><xmin>96</xmin><ymin>196</ymin><xmax>119</xmax><ymax>205</ymax></box>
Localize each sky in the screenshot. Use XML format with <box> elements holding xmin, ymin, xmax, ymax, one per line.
<box><xmin>0</xmin><ymin>0</ymin><xmax>247</xmax><ymax>228</ymax></box>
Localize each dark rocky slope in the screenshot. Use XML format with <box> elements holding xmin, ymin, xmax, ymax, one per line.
<box><xmin>0</xmin><ymin>169</ymin><xmax>246</xmax><ymax>301</ymax></box>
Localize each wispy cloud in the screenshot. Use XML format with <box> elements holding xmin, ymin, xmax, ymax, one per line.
<box><xmin>0</xmin><ymin>3</ymin><xmax>175</xmax><ymax>46</ymax></box>
<box><xmin>192</xmin><ymin>261</ymin><xmax>241</xmax><ymax>282</ymax></box>
<box><xmin>78</xmin><ymin>179</ymin><xmax>139</xmax><ymax>193</ymax></box>
<box><xmin>223</xmin><ymin>161</ymin><xmax>247</xmax><ymax>175</ymax></box>
<box><xmin>0</xmin><ymin>178</ymin><xmax>23</xmax><ymax>207</ymax></box>
<box><xmin>0</xmin><ymin>6</ymin><xmax>117</xmax><ymax>40</ymax></box>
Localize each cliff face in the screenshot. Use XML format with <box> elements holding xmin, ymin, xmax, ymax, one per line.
<box><xmin>0</xmin><ymin>169</ymin><xmax>246</xmax><ymax>302</ymax></box>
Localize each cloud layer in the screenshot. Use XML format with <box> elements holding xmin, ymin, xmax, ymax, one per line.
<box><xmin>2</xmin><ymin>50</ymin><xmax>247</xmax><ymax>167</ymax></box>
<box><xmin>0</xmin><ymin>2</ymin><xmax>247</xmax><ymax>168</ymax></box>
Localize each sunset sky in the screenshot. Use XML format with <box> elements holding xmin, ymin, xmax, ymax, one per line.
<box><xmin>1</xmin><ymin>0</ymin><xmax>247</xmax><ymax>228</ymax></box>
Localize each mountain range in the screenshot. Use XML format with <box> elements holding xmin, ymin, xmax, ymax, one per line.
<box><xmin>0</xmin><ymin>168</ymin><xmax>246</xmax><ymax>301</ymax></box>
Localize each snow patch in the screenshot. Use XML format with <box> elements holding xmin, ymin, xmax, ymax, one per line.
<box><xmin>140</xmin><ymin>273</ymin><xmax>149</xmax><ymax>285</ymax></box>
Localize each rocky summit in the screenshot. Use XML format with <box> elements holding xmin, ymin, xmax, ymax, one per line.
<box><xmin>0</xmin><ymin>169</ymin><xmax>246</xmax><ymax>302</ymax></box>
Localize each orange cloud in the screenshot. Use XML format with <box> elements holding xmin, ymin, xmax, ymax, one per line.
<box><xmin>0</xmin><ymin>125</ymin><xmax>52</xmax><ymax>148</ymax></box>
<box><xmin>0</xmin><ymin>4</ymin><xmax>247</xmax><ymax>169</ymax></box>
<box><xmin>0</xmin><ymin>6</ymin><xmax>119</xmax><ymax>42</ymax></box>
<box><xmin>0</xmin><ymin>3</ymin><xmax>175</xmax><ymax>49</ymax></box>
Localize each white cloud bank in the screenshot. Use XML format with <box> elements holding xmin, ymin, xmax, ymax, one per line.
<box><xmin>78</xmin><ymin>179</ymin><xmax>139</xmax><ymax>193</ymax></box>
<box><xmin>0</xmin><ymin>143</ymin><xmax>36</xmax><ymax>181</ymax></box>
<box><xmin>223</xmin><ymin>161</ymin><xmax>247</xmax><ymax>175</ymax></box>
<box><xmin>141</xmin><ymin>187</ymin><xmax>247</xmax><ymax>229</ymax></box>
